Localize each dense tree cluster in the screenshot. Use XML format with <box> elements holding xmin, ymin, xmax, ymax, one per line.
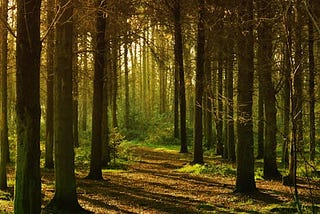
<box><xmin>0</xmin><ymin>0</ymin><xmax>319</xmax><ymax>212</ymax></box>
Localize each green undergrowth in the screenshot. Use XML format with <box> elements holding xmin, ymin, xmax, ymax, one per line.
<box><xmin>262</xmin><ymin>203</ymin><xmax>320</xmax><ymax>214</ymax></box>
<box><xmin>176</xmin><ymin>163</ymin><xmax>236</xmax><ymax>177</ymax></box>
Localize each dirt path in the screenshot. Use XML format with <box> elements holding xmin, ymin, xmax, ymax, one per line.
<box><xmin>66</xmin><ymin>146</ymin><xmax>319</xmax><ymax>214</ymax></box>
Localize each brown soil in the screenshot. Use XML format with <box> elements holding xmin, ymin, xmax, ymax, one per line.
<box><xmin>2</xmin><ymin>146</ymin><xmax>320</xmax><ymax>213</ymax></box>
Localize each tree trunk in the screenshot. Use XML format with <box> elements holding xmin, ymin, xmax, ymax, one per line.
<box><xmin>235</xmin><ymin>0</ymin><xmax>256</xmax><ymax>193</ymax></box>
<box><xmin>45</xmin><ymin>0</ymin><xmax>54</xmax><ymax>169</ymax></box>
<box><xmin>0</xmin><ymin>0</ymin><xmax>9</xmax><ymax>190</ymax></box>
<box><xmin>45</xmin><ymin>1</ymin><xmax>84</xmax><ymax>212</ymax></box>
<box><xmin>14</xmin><ymin>0</ymin><xmax>41</xmax><ymax>212</ymax></box>
<box><xmin>73</xmin><ymin>35</ymin><xmax>79</xmax><ymax>148</ymax></box>
<box><xmin>257</xmin><ymin>78</ymin><xmax>264</xmax><ymax>160</ymax></box>
<box><xmin>205</xmin><ymin>57</ymin><xmax>213</xmax><ymax>150</ymax></box>
<box><xmin>257</xmin><ymin>0</ymin><xmax>281</xmax><ymax>180</ymax></box>
<box><xmin>285</xmin><ymin>0</ymin><xmax>303</xmax><ymax>186</ymax></box>
<box><xmin>124</xmin><ymin>36</ymin><xmax>130</xmax><ymax>129</ymax></box>
<box><xmin>216</xmin><ymin>54</ymin><xmax>223</xmax><ymax>156</ymax></box>
<box><xmin>282</xmin><ymin>4</ymin><xmax>292</xmax><ymax>167</ymax></box>
<box><xmin>81</xmin><ymin>34</ymin><xmax>88</xmax><ymax>132</ymax></box>
<box><xmin>226</xmin><ymin>38</ymin><xmax>235</xmax><ymax>162</ymax></box>
<box><xmin>87</xmin><ymin>3</ymin><xmax>106</xmax><ymax>180</ymax></box>
<box><xmin>173</xmin><ymin>0</ymin><xmax>188</xmax><ymax>153</ymax></box>
<box><xmin>192</xmin><ymin>0</ymin><xmax>205</xmax><ymax>165</ymax></box>
<box><xmin>308</xmin><ymin>0</ymin><xmax>315</xmax><ymax>161</ymax></box>
<box><xmin>111</xmin><ymin>37</ymin><xmax>118</xmax><ymax>128</ymax></box>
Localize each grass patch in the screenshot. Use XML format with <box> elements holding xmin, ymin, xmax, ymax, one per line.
<box><xmin>176</xmin><ymin>163</ymin><xmax>236</xmax><ymax>177</ymax></box>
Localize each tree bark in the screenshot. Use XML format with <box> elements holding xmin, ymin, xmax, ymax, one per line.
<box><xmin>257</xmin><ymin>0</ymin><xmax>281</xmax><ymax>180</ymax></box>
<box><xmin>124</xmin><ymin>36</ymin><xmax>130</xmax><ymax>129</ymax></box>
<box><xmin>235</xmin><ymin>0</ymin><xmax>256</xmax><ymax>193</ymax></box>
<box><xmin>87</xmin><ymin>3</ymin><xmax>106</xmax><ymax>180</ymax></box>
<box><xmin>14</xmin><ymin>0</ymin><xmax>41</xmax><ymax>212</ymax></box>
<box><xmin>226</xmin><ymin>37</ymin><xmax>235</xmax><ymax>162</ymax></box>
<box><xmin>192</xmin><ymin>0</ymin><xmax>205</xmax><ymax>164</ymax></box>
<box><xmin>0</xmin><ymin>0</ymin><xmax>9</xmax><ymax>190</ymax></box>
<box><xmin>308</xmin><ymin>0</ymin><xmax>315</xmax><ymax>161</ymax></box>
<box><xmin>45</xmin><ymin>0</ymin><xmax>84</xmax><ymax>212</ymax></box>
<box><xmin>173</xmin><ymin>0</ymin><xmax>188</xmax><ymax>153</ymax></box>
<box><xmin>45</xmin><ymin>0</ymin><xmax>54</xmax><ymax>169</ymax></box>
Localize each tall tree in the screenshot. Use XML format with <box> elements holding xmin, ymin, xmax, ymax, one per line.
<box><xmin>235</xmin><ymin>0</ymin><xmax>256</xmax><ymax>193</ymax></box>
<box><xmin>14</xmin><ymin>0</ymin><xmax>41</xmax><ymax>212</ymax></box>
<box><xmin>257</xmin><ymin>0</ymin><xmax>281</xmax><ymax>180</ymax></box>
<box><xmin>192</xmin><ymin>0</ymin><xmax>205</xmax><ymax>164</ymax></box>
<box><xmin>124</xmin><ymin>35</ymin><xmax>130</xmax><ymax>128</ymax></box>
<box><xmin>226</xmin><ymin>34</ymin><xmax>235</xmax><ymax>162</ymax></box>
<box><xmin>308</xmin><ymin>0</ymin><xmax>315</xmax><ymax>161</ymax></box>
<box><xmin>87</xmin><ymin>1</ymin><xmax>106</xmax><ymax>180</ymax></box>
<box><xmin>285</xmin><ymin>0</ymin><xmax>303</xmax><ymax>187</ymax></box>
<box><xmin>0</xmin><ymin>0</ymin><xmax>9</xmax><ymax>190</ymax></box>
<box><xmin>45</xmin><ymin>0</ymin><xmax>84</xmax><ymax>212</ymax></box>
<box><xmin>173</xmin><ymin>0</ymin><xmax>188</xmax><ymax>153</ymax></box>
<box><xmin>282</xmin><ymin>1</ymin><xmax>292</xmax><ymax>167</ymax></box>
<box><xmin>45</xmin><ymin>0</ymin><xmax>54</xmax><ymax>169</ymax></box>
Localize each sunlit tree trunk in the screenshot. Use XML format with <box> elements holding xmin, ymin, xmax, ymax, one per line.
<box><xmin>235</xmin><ymin>0</ymin><xmax>256</xmax><ymax>193</ymax></box>
<box><xmin>0</xmin><ymin>0</ymin><xmax>9</xmax><ymax>190</ymax></box>
<box><xmin>14</xmin><ymin>0</ymin><xmax>41</xmax><ymax>212</ymax></box>
<box><xmin>81</xmin><ymin>34</ymin><xmax>88</xmax><ymax>132</ymax></box>
<box><xmin>192</xmin><ymin>0</ymin><xmax>205</xmax><ymax>164</ymax></box>
<box><xmin>124</xmin><ymin>36</ymin><xmax>130</xmax><ymax>128</ymax></box>
<box><xmin>130</xmin><ymin>43</ymin><xmax>137</xmax><ymax>108</ymax></box>
<box><xmin>46</xmin><ymin>1</ymin><xmax>84</xmax><ymax>212</ymax></box>
<box><xmin>73</xmin><ymin>34</ymin><xmax>79</xmax><ymax>148</ymax></box>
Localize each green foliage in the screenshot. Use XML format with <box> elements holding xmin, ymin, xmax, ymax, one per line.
<box><xmin>122</xmin><ymin>112</ymin><xmax>193</xmax><ymax>146</ymax></box>
<box><xmin>177</xmin><ymin>163</ymin><xmax>236</xmax><ymax>177</ymax></box>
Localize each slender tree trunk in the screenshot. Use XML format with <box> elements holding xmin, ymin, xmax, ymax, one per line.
<box><xmin>81</xmin><ymin>34</ymin><xmax>88</xmax><ymax>132</ymax></box>
<box><xmin>282</xmin><ymin>5</ymin><xmax>292</xmax><ymax>167</ymax></box>
<box><xmin>235</xmin><ymin>0</ymin><xmax>256</xmax><ymax>193</ymax></box>
<box><xmin>192</xmin><ymin>0</ymin><xmax>205</xmax><ymax>164</ymax></box>
<box><xmin>124</xmin><ymin>36</ymin><xmax>130</xmax><ymax>129</ymax></box>
<box><xmin>216</xmin><ymin>54</ymin><xmax>223</xmax><ymax>156</ymax></box>
<box><xmin>111</xmin><ymin>37</ymin><xmax>118</xmax><ymax>128</ymax></box>
<box><xmin>46</xmin><ymin>1</ymin><xmax>84</xmax><ymax>212</ymax></box>
<box><xmin>173</xmin><ymin>38</ymin><xmax>179</xmax><ymax>139</ymax></box>
<box><xmin>73</xmin><ymin>34</ymin><xmax>79</xmax><ymax>148</ymax></box>
<box><xmin>14</xmin><ymin>0</ymin><xmax>41</xmax><ymax>212</ymax></box>
<box><xmin>205</xmin><ymin>58</ymin><xmax>213</xmax><ymax>150</ymax></box>
<box><xmin>226</xmin><ymin>38</ymin><xmax>235</xmax><ymax>162</ymax></box>
<box><xmin>45</xmin><ymin>0</ymin><xmax>54</xmax><ymax>169</ymax></box>
<box><xmin>308</xmin><ymin>0</ymin><xmax>315</xmax><ymax>161</ymax></box>
<box><xmin>0</xmin><ymin>0</ymin><xmax>8</xmax><ymax>190</ymax></box>
<box><xmin>87</xmin><ymin>3</ymin><xmax>106</xmax><ymax>180</ymax></box>
<box><xmin>257</xmin><ymin>79</ymin><xmax>264</xmax><ymax>160</ymax></box>
<box><xmin>285</xmin><ymin>0</ymin><xmax>303</xmax><ymax>187</ymax></box>
<box><xmin>173</xmin><ymin>0</ymin><xmax>187</xmax><ymax>153</ymax></box>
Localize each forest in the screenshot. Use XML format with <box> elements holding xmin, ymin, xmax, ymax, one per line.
<box><xmin>0</xmin><ymin>0</ymin><xmax>320</xmax><ymax>213</ymax></box>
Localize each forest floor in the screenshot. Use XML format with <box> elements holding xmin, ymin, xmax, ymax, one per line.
<box><xmin>1</xmin><ymin>143</ymin><xmax>320</xmax><ymax>213</ymax></box>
